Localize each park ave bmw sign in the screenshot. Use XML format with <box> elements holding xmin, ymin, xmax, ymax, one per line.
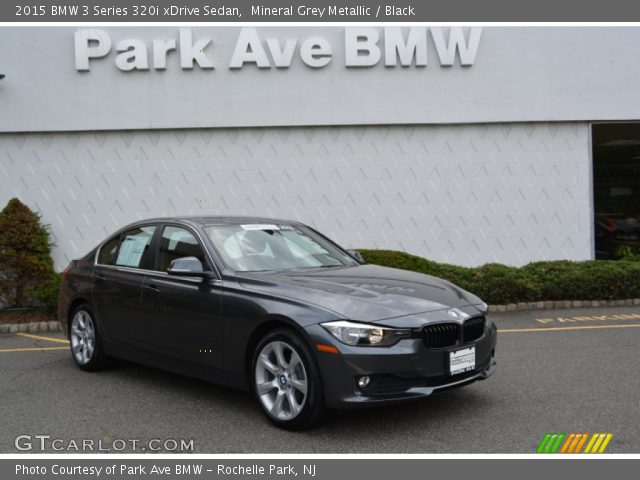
<box><xmin>74</xmin><ymin>27</ymin><xmax>482</xmax><ymax>71</ymax></box>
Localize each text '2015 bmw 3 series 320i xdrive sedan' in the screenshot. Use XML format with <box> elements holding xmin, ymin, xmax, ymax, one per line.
<box><xmin>58</xmin><ymin>216</ymin><xmax>497</xmax><ymax>430</ymax></box>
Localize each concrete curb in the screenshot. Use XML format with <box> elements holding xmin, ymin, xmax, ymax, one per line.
<box><xmin>487</xmin><ymin>298</ymin><xmax>640</xmax><ymax>313</ymax></box>
<box><xmin>0</xmin><ymin>321</ymin><xmax>61</xmax><ymax>334</ymax></box>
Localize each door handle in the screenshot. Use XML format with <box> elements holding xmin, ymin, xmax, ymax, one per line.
<box><xmin>95</xmin><ymin>272</ymin><xmax>106</xmax><ymax>282</ymax></box>
<box><xmin>144</xmin><ymin>283</ymin><xmax>160</xmax><ymax>293</ymax></box>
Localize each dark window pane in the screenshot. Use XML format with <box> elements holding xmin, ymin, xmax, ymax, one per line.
<box><xmin>156</xmin><ymin>226</ymin><xmax>206</xmax><ymax>272</ymax></box>
<box><xmin>97</xmin><ymin>235</ymin><xmax>120</xmax><ymax>265</ymax></box>
<box><xmin>593</xmin><ymin>123</ymin><xmax>640</xmax><ymax>259</ymax></box>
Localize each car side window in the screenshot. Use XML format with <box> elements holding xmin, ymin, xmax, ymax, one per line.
<box><xmin>156</xmin><ymin>226</ymin><xmax>207</xmax><ymax>272</ymax></box>
<box><xmin>97</xmin><ymin>235</ymin><xmax>120</xmax><ymax>265</ymax></box>
<box><xmin>113</xmin><ymin>226</ymin><xmax>156</xmax><ymax>269</ymax></box>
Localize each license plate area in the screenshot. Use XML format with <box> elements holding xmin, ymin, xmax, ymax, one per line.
<box><xmin>449</xmin><ymin>347</ymin><xmax>475</xmax><ymax>375</ymax></box>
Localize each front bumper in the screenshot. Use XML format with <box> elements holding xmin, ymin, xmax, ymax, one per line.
<box><xmin>306</xmin><ymin>321</ymin><xmax>497</xmax><ymax>409</ymax></box>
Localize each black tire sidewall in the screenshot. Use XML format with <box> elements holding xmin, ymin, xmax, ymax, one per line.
<box><xmin>251</xmin><ymin>329</ymin><xmax>325</xmax><ymax>430</ymax></box>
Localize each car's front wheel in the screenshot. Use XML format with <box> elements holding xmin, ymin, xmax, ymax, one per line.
<box><xmin>69</xmin><ymin>305</ymin><xmax>110</xmax><ymax>371</ymax></box>
<box><xmin>251</xmin><ymin>329</ymin><xmax>325</xmax><ymax>430</ymax></box>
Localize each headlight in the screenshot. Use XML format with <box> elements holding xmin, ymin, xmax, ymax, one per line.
<box><xmin>321</xmin><ymin>320</ymin><xmax>411</xmax><ymax>347</ymax></box>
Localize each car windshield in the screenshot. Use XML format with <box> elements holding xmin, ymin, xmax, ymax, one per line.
<box><xmin>205</xmin><ymin>224</ymin><xmax>359</xmax><ymax>272</ymax></box>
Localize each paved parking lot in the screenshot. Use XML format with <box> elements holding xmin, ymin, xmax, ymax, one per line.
<box><xmin>1</xmin><ymin>305</ymin><xmax>639</xmax><ymax>453</ymax></box>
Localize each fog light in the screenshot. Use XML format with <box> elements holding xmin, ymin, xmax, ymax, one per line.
<box><xmin>358</xmin><ymin>376</ymin><xmax>371</xmax><ymax>389</ymax></box>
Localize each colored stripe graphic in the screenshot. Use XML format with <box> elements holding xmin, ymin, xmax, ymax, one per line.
<box><xmin>570</xmin><ymin>433</ymin><xmax>584</xmax><ymax>453</ymax></box>
<box><xmin>538</xmin><ymin>433</ymin><xmax>613</xmax><ymax>453</ymax></box>
<box><xmin>559</xmin><ymin>433</ymin><xmax>575</xmax><ymax>453</ymax></box>
<box><xmin>536</xmin><ymin>433</ymin><xmax>553</xmax><ymax>453</ymax></box>
<box><xmin>584</xmin><ymin>434</ymin><xmax>598</xmax><ymax>453</ymax></box>
<box><xmin>537</xmin><ymin>433</ymin><xmax>565</xmax><ymax>453</ymax></box>
<box><xmin>574</xmin><ymin>433</ymin><xmax>590</xmax><ymax>453</ymax></box>
<box><xmin>585</xmin><ymin>433</ymin><xmax>614</xmax><ymax>453</ymax></box>
<box><xmin>549</xmin><ymin>433</ymin><xmax>565</xmax><ymax>453</ymax></box>
<box><xmin>597</xmin><ymin>434</ymin><xmax>613</xmax><ymax>453</ymax></box>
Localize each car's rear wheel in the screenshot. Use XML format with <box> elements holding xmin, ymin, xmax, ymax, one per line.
<box><xmin>69</xmin><ymin>305</ymin><xmax>110</xmax><ymax>371</ymax></box>
<box><xmin>251</xmin><ymin>329</ymin><xmax>325</xmax><ymax>430</ymax></box>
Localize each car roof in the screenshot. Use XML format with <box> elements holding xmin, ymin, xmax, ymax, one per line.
<box><xmin>124</xmin><ymin>215</ymin><xmax>304</xmax><ymax>229</ymax></box>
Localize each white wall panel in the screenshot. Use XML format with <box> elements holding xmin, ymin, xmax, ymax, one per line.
<box><xmin>0</xmin><ymin>122</ymin><xmax>592</xmax><ymax>270</ymax></box>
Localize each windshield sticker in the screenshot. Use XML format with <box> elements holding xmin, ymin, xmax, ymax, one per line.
<box><xmin>240</xmin><ymin>224</ymin><xmax>280</xmax><ymax>231</ymax></box>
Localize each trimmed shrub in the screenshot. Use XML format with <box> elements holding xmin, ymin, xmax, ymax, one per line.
<box><xmin>467</xmin><ymin>263</ymin><xmax>540</xmax><ymax>305</ymax></box>
<box><xmin>0</xmin><ymin>198</ymin><xmax>56</xmax><ymax>308</ymax></box>
<box><xmin>359</xmin><ymin>249</ymin><xmax>640</xmax><ymax>304</ymax></box>
<box><xmin>522</xmin><ymin>260</ymin><xmax>640</xmax><ymax>301</ymax></box>
<box><xmin>31</xmin><ymin>272</ymin><xmax>61</xmax><ymax>313</ymax></box>
<box><xmin>358</xmin><ymin>249</ymin><xmax>472</xmax><ymax>281</ymax></box>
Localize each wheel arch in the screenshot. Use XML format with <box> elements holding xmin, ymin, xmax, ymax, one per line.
<box><xmin>244</xmin><ymin>315</ymin><xmax>316</xmax><ymax>380</ymax></box>
<box><xmin>64</xmin><ymin>297</ymin><xmax>92</xmax><ymax>337</ymax></box>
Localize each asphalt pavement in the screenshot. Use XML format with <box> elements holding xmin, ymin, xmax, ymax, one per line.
<box><xmin>1</xmin><ymin>305</ymin><xmax>639</xmax><ymax>453</ymax></box>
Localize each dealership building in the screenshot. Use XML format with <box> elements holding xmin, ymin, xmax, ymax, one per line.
<box><xmin>1</xmin><ymin>26</ymin><xmax>640</xmax><ymax>270</ymax></box>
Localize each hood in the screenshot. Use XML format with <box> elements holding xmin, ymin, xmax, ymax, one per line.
<box><xmin>236</xmin><ymin>264</ymin><xmax>483</xmax><ymax>322</ymax></box>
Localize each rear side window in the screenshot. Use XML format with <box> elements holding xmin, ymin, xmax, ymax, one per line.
<box><xmin>97</xmin><ymin>226</ymin><xmax>157</xmax><ymax>268</ymax></box>
<box><xmin>97</xmin><ymin>236</ymin><xmax>120</xmax><ymax>265</ymax></box>
<box><xmin>156</xmin><ymin>226</ymin><xmax>207</xmax><ymax>272</ymax></box>
<box><xmin>114</xmin><ymin>226</ymin><xmax>156</xmax><ymax>268</ymax></box>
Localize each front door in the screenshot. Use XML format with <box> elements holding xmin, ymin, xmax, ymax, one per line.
<box><xmin>139</xmin><ymin>225</ymin><xmax>223</xmax><ymax>369</ymax></box>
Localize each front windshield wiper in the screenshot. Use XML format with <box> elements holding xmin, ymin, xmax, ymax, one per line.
<box><xmin>295</xmin><ymin>264</ymin><xmax>352</xmax><ymax>271</ymax></box>
<box><xmin>242</xmin><ymin>264</ymin><xmax>355</xmax><ymax>274</ymax></box>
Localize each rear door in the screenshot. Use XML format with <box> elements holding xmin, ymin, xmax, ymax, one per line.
<box><xmin>92</xmin><ymin>225</ymin><xmax>157</xmax><ymax>347</ymax></box>
<box><xmin>139</xmin><ymin>224</ymin><xmax>224</xmax><ymax>369</ymax></box>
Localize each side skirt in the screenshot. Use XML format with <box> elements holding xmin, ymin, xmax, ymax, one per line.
<box><xmin>102</xmin><ymin>339</ymin><xmax>249</xmax><ymax>392</ymax></box>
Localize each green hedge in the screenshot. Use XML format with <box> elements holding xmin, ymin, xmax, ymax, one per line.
<box><xmin>359</xmin><ymin>249</ymin><xmax>640</xmax><ymax>305</ymax></box>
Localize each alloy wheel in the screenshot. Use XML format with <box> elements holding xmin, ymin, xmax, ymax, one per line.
<box><xmin>255</xmin><ymin>340</ymin><xmax>308</xmax><ymax>421</ymax></box>
<box><xmin>70</xmin><ymin>310</ymin><xmax>96</xmax><ymax>365</ymax></box>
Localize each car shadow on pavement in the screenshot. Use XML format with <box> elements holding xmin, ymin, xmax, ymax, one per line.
<box><xmin>106</xmin><ymin>359</ymin><xmax>493</xmax><ymax>435</ymax></box>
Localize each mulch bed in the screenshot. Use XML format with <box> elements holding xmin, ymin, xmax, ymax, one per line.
<box><xmin>0</xmin><ymin>309</ymin><xmax>56</xmax><ymax>324</ymax></box>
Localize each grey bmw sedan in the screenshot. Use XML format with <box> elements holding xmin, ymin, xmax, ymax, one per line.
<box><xmin>58</xmin><ymin>216</ymin><xmax>497</xmax><ymax>430</ymax></box>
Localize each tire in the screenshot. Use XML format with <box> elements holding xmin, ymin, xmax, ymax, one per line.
<box><xmin>251</xmin><ymin>328</ymin><xmax>325</xmax><ymax>430</ymax></box>
<box><xmin>68</xmin><ymin>305</ymin><xmax>111</xmax><ymax>371</ymax></box>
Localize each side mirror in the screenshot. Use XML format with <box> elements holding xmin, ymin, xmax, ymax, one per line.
<box><xmin>167</xmin><ymin>257</ymin><xmax>215</xmax><ymax>279</ymax></box>
<box><xmin>347</xmin><ymin>249</ymin><xmax>364</xmax><ymax>263</ymax></box>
